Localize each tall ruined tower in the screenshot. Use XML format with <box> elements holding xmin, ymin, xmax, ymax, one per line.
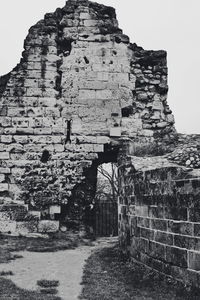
<box><xmin>0</xmin><ymin>0</ymin><xmax>175</xmax><ymax>231</ymax></box>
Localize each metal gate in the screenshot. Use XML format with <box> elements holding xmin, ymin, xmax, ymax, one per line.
<box><xmin>94</xmin><ymin>201</ymin><xmax>118</xmax><ymax>237</ymax></box>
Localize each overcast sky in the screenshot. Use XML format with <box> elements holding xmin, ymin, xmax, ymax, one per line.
<box><xmin>0</xmin><ymin>0</ymin><xmax>199</xmax><ymax>134</ymax></box>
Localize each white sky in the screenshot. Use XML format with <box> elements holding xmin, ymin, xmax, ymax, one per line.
<box><xmin>0</xmin><ymin>0</ymin><xmax>199</xmax><ymax>134</ymax></box>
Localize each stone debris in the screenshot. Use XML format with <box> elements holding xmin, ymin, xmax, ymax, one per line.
<box><xmin>168</xmin><ymin>144</ymin><xmax>200</xmax><ymax>168</ymax></box>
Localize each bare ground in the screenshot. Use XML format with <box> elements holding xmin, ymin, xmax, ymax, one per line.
<box><xmin>1</xmin><ymin>235</ymin><xmax>199</xmax><ymax>300</ymax></box>
<box><xmin>0</xmin><ymin>231</ymin><xmax>93</xmax><ymax>300</ymax></box>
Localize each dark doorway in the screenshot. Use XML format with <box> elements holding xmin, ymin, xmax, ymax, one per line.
<box><xmin>94</xmin><ymin>200</ymin><xmax>118</xmax><ymax>237</ymax></box>
<box><xmin>93</xmin><ymin>162</ymin><xmax>118</xmax><ymax>237</ymax></box>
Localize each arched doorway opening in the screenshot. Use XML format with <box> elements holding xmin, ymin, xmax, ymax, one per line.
<box><xmin>59</xmin><ymin>144</ymin><xmax>119</xmax><ymax>236</ymax></box>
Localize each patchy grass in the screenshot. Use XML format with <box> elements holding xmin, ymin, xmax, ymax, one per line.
<box><xmin>0</xmin><ymin>270</ymin><xmax>13</xmax><ymax>276</ymax></box>
<box><xmin>80</xmin><ymin>245</ymin><xmax>200</xmax><ymax>300</ymax></box>
<box><xmin>0</xmin><ymin>230</ymin><xmax>92</xmax><ymax>262</ymax></box>
<box><xmin>40</xmin><ymin>288</ymin><xmax>58</xmax><ymax>295</ymax></box>
<box><xmin>37</xmin><ymin>280</ymin><xmax>60</xmax><ymax>288</ymax></box>
<box><xmin>0</xmin><ymin>230</ymin><xmax>92</xmax><ymax>299</ymax></box>
<box><xmin>0</xmin><ymin>277</ymin><xmax>61</xmax><ymax>300</ymax></box>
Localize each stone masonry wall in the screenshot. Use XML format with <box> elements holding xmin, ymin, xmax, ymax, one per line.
<box><xmin>0</xmin><ymin>0</ymin><xmax>175</xmax><ymax>232</ymax></box>
<box><xmin>118</xmin><ymin>153</ymin><xmax>200</xmax><ymax>287</ymax></box>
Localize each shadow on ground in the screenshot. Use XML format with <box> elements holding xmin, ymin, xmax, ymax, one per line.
<box><xmin>80</xmin><ymin>243</ymin><xmax>200</xmax><ymax>300</ymax></box>
<box><xmin>0</xmin><ymin>231</ymin><xmax>93</xmax><ymax>300</ymax></box>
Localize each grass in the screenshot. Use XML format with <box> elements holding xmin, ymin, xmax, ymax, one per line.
<box><xmin>0</xmin><ymin>230</ymin><xmax>92</xmax><ymax>299</ymax></box>
<box><xmin>0</xmin><ymin>230</ymin><xmax>92</xmax><ymax>262</ymax></box>
<box><xmin>37</xmin><ymin>280</ymin><xmax>60</xmax><ymax>288</ymax></box>
<box><xmin>80</xmin><ymin>245</ymin><xmax>200</xmax><ymax>300</ymax></box>
<box><xmin>0</xmin><ymin>270</ymin><xmax>13</xmax><ymax>276</ymax></box>
<box><xmin>40</xmin><ymin>288</ymin><xmax>58</xmax><ymax>295</ymax></box>
<box><xmin>37</xmin><ymin>279</ymin><xmax>60</xmax><ymax>296</ymax></box>
<box><xmin>0</xmin><ymin>277</ymin><xmax>61</xmax><ymax>300</ymax></box>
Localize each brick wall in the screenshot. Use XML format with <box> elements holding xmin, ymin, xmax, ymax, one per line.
<box><xmin>118</xmin><ymin>156</ymin><xmax>200</xmax><ymax>287</ymax></box>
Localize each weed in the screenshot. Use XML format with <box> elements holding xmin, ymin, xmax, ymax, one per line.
<box><xmin>37</xmin><ymin>280</ymin><xmax>60</xmax><ymax>288</ymax></box>
<box><xmin>40</xmin><ymin>288</ymin><xmax>58</xmax><ymax>295</ymax></box>
<box><xmin>0</xmin><ymin>271</ymin><xmax>13</xmax><ymax>276</ymax></box>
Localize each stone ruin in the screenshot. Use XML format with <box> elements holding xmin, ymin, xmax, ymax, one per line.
<box><xmin>0</xmin><ymin>0</ymin><xmax>200</xmax><ymax>288</ymax></box>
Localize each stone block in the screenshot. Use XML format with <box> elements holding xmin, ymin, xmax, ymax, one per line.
<box><xmin>0</xmin><ymin>175</ymin><xmax>5</xmax><ymax>183</ymax></box>
<box><xmin>45</xmin><ymin>107</ymin><xmax>60</xmax><ymax>117</ymax></box>
<box><xmin>13</xmin><ymin>135</ymin><xmax>28</xmax><ymax>144</ymax></box>
<box><xmin>166</xmin><ymin>246</ymin><xmax>188</xmax><ymax>268</ymax></box>
<box><xmin>16</xmin><ymin>221</ymin><xmax>38</xmax><ymax>234</ymax></box>
<box><xmin>0</xmin><ymin>168</ymin><xmax>10</xmax><ymax>174</ymax></box>
<box><xmin>34</xmin><ymin>128</ymin><xmax>52</xmax><ymax>135</ymax></box>
<box><xmin>79</xmin><ymin>80</ymin><xmax>106</xmax><ymax>90</ymax></box>
<box><xmin>7</xmin><ymin>108</ymin><xmax>26</xmax><ymax>117</ymax></box>
<box><xmin>174</xmin><ymin>235</ymin><xmax>200</xmax><ymax>251</ymax></box>
<box><xmin>4</xmin><ymin>128</ymin><xmax>16</xmax><ymax>135</ymax></box>
<box><xmin>38</xmin><ymin>220</ymin><xmax>59</xmax><ymax>233</ymax></box>
<box><xmin>148</xmin><ymin>241</ymin><xmax>166</xmax><ymax>260</ymax></box>
<box><xmin>137</xmin><ymin>217</ymin><xmax>150</xmax><ymax>228</ymax></box>
<box><xmin>0</xmin><ymin>184</ymin><xmax>9</xmax><ymax>192</ymax></box>
<box><xmin>52</xmin><ymin>127</ymin><xmax>65</xmax><ymax>134</ymax></box>
<box><xmin>140</xmin><ymin>227</ymin><xmax>154</xmax><ymax>240</ymax></box>
<box><xmin>79</xmin><ymin>12</ymin><xmax>91</xmax><ymax>20</ymax></box>
<box><xmin>110</xmin><ymin>127</ymin><xmax>121</xmax><ymax>137</ymax></box>
<box><xmin>96</xmin><ymin>136</ymin><xmax>110</xmax><ymax>144</ymax></box>
<box><xmin>84</xmin><ymin>19</ymin><xmax>99</xmax><ymax>27</ymax></box>
<box><xmin>16</xmin><ymin>128</ymin><xmax>34</xmax><ymax>135</ymax></box>
<box><xmin>0</xmin><ymin>221</ymin><xmax>16</xmax><ymax>233</ymax></box>
<box><xmin>29</xmin><ymin>211</ymin><xmax>41</xmax><ymax>219</ymax></box>
<box><xmin>165</xmin><ymin>207</ymin><xmax>188</xmax><ymax>221</ymax></box>
<box><xmin>79</xmin><ymin>89</ymin><xmax>96</xmax><ymax>100</ymax></box>
<box><xmin>156</xmin><ymin>122</ymin><xmax>168</xmax><ymax>129</ymax></box>
<box><xmin>0</xmin><ymin>152</ymin><xmax>9</xmax><ymax>159</ymax></box>
<box><xmin>137</xmin><ymin>93</ymin><xmax>148</xmax><ymax>101</ymax></box>
<box><xmin>54</xmin><ymin>144</ymin><xmax>65</xmax><ymax>152</ymax></box>
<box><xmin>188</xmin><ymin>251</ymin><xmax>200</xmax><ymax>271</ymax></box>
<box><xmin>194</xmin><ymin>223</ymin><xmax>200</xmax><ymax>236</ymax></box>
<box><xmin>189</xmin><ymin>208</ymin><xmax>200</xmax><ymax>222</ymax></box>
<box><xmin>135</xmin><ymin>205</ymin><xmax>148</xmax><ymax>217</ymax></box>
<box><xmin>1</xmin><ymin>135</ymin><xmax>13</xmax><ymax>144</ymax></box>
<box><xmin>95</xmin><ymin>90</ymin><xmax>113</xmax><ymax>100</ymax></box>
<box><xmin>154</xmin><ymin>231</ymin><xmax>173</xmax><ymax>246</ymax></box>
<box><xmin>26</xmin><ymin>87</ymin><xmax>43</xmax><ymax>97</ymax></box>
<box><xmin>168</xmin><ymin>221</ymin><xmax>193</xmax><ymax>236</ymax></box>
<box><xmin>24</xmin><ymin>78</ymin><xmax>39</xmax><ymax>87</ymax></box>
<box><xmin>42</xmin><ymin>88</ymin><xmax>59</xmax><ymax>99</ymax></box>
<box><xmin>93</xmin><ymin>144</ymin><xmax>104</xmax><ymax>152</ymax></box>
<box><xmin>152</xmin><ymin>101</ymin><xmax>163</xmax><ymax>111</ymax></box>
<box><xmin>0</xmin><ymin>212</ymin><xmax>10</xmax><ymax>221</ymax></box>
<box><xmin>27</xmin><ymin>107</ymin><xmax>44</xmax><ymax>117</ymax></box>
<box><xmin>0</xmin><ymin>117</ymin><xmax>12</xmax><ymax>127</ymax></box>
<box><xmin>151</xmin><ymin>219</ymin><xmax>167</xmax><ymax>231</ymax></box>
<box><xmin>38</xmin><ymin>97</ymin><xmax>57</xmax><ymax>107</ymax></box>
<box><xmin>49</xmin><ymin>205</ymin><xmax>61</xmax><ymax>214</ymax></box>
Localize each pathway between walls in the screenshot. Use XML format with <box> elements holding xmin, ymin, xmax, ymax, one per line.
<box><xmin>0</xmin><ymin>237</ymin><xmax>118</xmax><ymax>300</ymax></box>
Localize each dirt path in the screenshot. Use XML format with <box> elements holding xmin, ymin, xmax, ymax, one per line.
<box><xmin>0</xmin><ymin>245</ymin><xmax>93</xmax><ymax>300</ymax></box>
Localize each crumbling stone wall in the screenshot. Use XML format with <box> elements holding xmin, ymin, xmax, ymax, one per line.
<box><xmin>0</xmin><ymin>0</ymin><xmax>175</xmax><ymax>233</ymax></box>
<box><xmin>0</xmin><ymin>0</ymin><xmax>200</xmax><ymax>287</ymax></box>
<box><xmin>118</xmin><ymin>142</ymin><xmax>200</xmax><ymax>287</ymax></box>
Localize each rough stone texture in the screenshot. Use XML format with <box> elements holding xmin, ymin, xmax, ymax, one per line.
<box><xmin>38</xmin><ymin>220</ymin><xmax>59</xmax><ymax>233</ymax></box>
<box><xmin>167</xmin><ymin>134</ymin><xmax>200</xmax><ymax>168</ymax></box>
<box><xmin>118</xmin><ymin>141</ymin><xmax>200</xmax><ymax>288</ymax></box>
<box><xmin>1</xmin><ymin>0</ymin><xmax>200</xmax><ymax>287</ymax></box>
<box><xmin>0</xmin><ymin>0</ymin><xmax>175</xmax><ymax>226</ymax></box>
